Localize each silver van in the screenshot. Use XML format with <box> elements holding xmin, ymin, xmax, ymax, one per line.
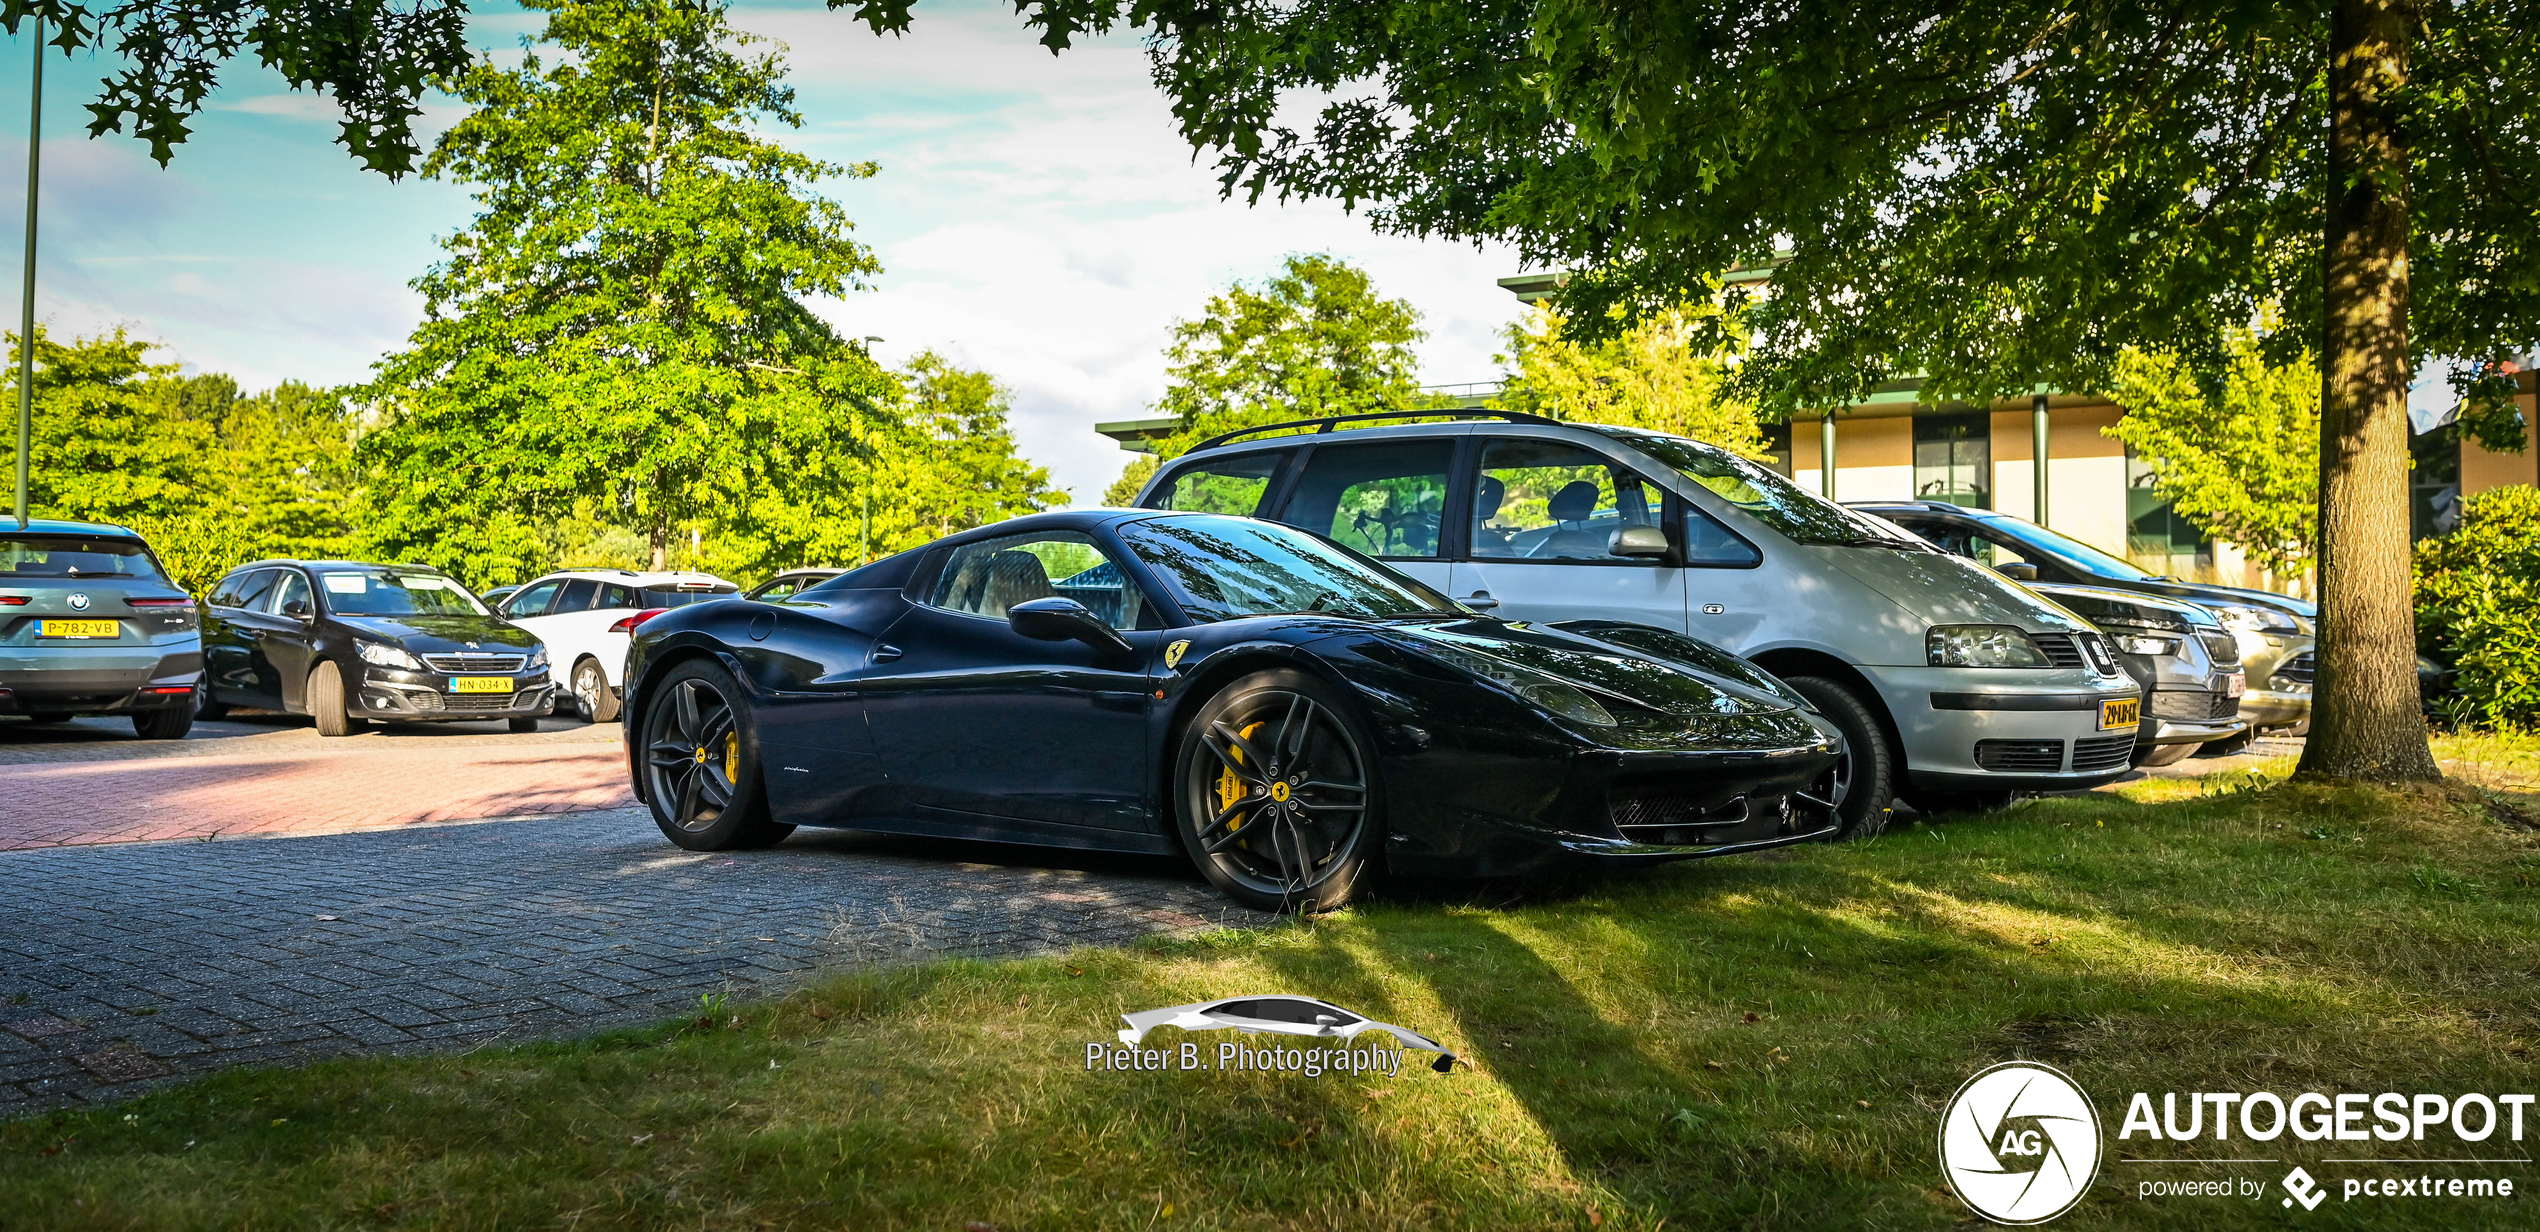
<box><xmin>1133</xmin><ymin>413</ymin><xmax>2142</xmax><ymax>834</ymax></box>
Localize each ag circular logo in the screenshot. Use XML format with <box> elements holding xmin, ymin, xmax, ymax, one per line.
<box><xmin>1938</xmin><ymin>1061</ymin><xmax>2102</xmax><ymax>1224</ymax></box>
<box><xmin>67</xmin><ymin>592</ymin><xmax>90</xmax><ymax>610</ymax></box>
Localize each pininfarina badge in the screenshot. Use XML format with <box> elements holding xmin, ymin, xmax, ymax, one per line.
<box><xmin>1116</xmin><ymin>995</ymin><xmax>1459</xmax><ymax>1072</ymax></box>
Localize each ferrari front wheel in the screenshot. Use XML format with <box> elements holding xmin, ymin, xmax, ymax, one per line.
<box><xmin>641</xmin><ymin>661</ymin><xmax>793</xmax><ymax>851</ymax></box>
<box><xmin>1174</xmin><ymin>669</ymin><xmax>1381</xmax><ymax>914</ymax></box>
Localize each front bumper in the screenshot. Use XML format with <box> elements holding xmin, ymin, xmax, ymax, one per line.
<box><xmin>2239</xmin><ymin>688</ymin><xmax>2309</xmax><ymax>730</ymax></box>
<box><xmin>355</xmin><ymin>665</ymin><xmax>555</xmax><ymax>721</ymax></box>
<box><xmin>0</xmin><ymin>641</ymin><xmax>203</xmax><ymax>715</ymax></box>
<box><xmin>1860</xmin><ymin>664</ymin><xmax>2142</xmax><ymax>791</ymax></box>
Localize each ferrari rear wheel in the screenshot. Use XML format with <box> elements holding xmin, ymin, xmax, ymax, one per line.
<box><xmin>641</xmin><ymin>661</ymin><xmax>793</xmax><ymax>851</ymax></box>
<box><xmin>1174</xmin><ymin>669</ymin><xmax>1381</xmax><ymax>914</ymax></box>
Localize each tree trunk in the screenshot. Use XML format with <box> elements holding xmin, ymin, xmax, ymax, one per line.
<box><xmin>649</xmin><ymin>519</ymin><xmax>668</xmax><ymax>572</ymax></box>
<box><xmin>2296</xmin><ymin>0</ymin><xmax>2440</xmax><ymax>783</ymax></box>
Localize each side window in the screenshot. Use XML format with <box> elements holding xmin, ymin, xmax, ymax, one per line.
<box><xmin>1682</xmin><ymin>507</ymin><xmax>1762</xmax><ymax>567</ymax></box>
<box><xmin>1276</xmin><ymin>440</ymin><xmax>1452</xmax><ymax>559</ymax></box>
<box><xmin>208</xmin><ymin>572</ymin><xmax>253</xmax><ymax>609</ymax></box>
<box><xmin>596</xmin><ymin>583</ymin><xmax>639</xmax><ymax>610</ymax></box>
<box><xmin>1153</xmin><ymin>450</ymin><xmax>1289</xmax><ymax>515</ymax></box>
<box><xmin>1974</xmin><ymin>531</ymin><xmax>2069</xmax><ymax>581</ymax></box>
<box><xmin>1471</xmin><ymin>438</ymin><xmax>1658</xmax><ymax>563</ymax></box>
<box><xmin>505</xmin><ymin>580</ymin><xmax>562</xmax><ymax>618</ymax></box>
<box><xmin>556</xmin><ymin>579</ymin><xmax>600</xmax><ymax>612</ymax></box>
<box><xmin>927</xmin><ymin>531</ymin><xmax>1147</xmax><ymax>630</ymax></box>
<box><xmin>269</xmin><ymin>571</ymin><xmax>312</xmax><ymax>616</ymax></box>
<box><xmin>754</xmin><ymin>581</ymin><xmax>798</xmax><ymax>602</ymax></box>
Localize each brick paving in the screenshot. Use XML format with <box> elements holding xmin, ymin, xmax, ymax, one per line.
<box><xmin>0</xmin><ymin>807</ymin><xmax>1266</xmax><ymax>1113</ymax></box>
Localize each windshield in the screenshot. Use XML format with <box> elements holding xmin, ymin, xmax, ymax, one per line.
<box><xmin>640</xmin><ymin>586</ymin><xmax>736</xmax><ymax>608</ymax></box>
<box><xmin>1591</xmin><ymin>428</ymin><xmax>1927</xmax><ymax>548</ymax></box>
<box><xmin>1118</xmin><ymin>515</ymin><xmax>1463</xmax><ymax>623</ymax></box>
<box><xmin>1980</xmin><ymin>516</ymin><xmax>2156</xmax><ymax>581</ymax></box>
<box><xmin>0</xmin><ymin>534</ymin><xmax>168</xmax><ymax>580</ymax></box>
<box><xmin>318</xmin><ymin>569</ymin><xmax>491</xmax><ymax>617</ymax></box>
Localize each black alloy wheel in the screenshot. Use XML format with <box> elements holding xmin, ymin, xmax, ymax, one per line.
<box><xmin>1782</xmin><ymin>676</ymin><xmax>1895</xmax><ymax>840</ymax></box>
<box><xmin>1174</xmin><ymin>669</ymin><xmax>1381</xmax><ymax>913</ymax></box>
<box><xmin>641</xmin><ymin>661</ymin><xmax>792</xmax><ymax>851</ymax></box>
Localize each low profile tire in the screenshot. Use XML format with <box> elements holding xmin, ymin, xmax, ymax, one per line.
<box><xmin>308</xmin><ymin>660</ymin><xmax>362</xmax><ymax>737</ymax></box>
<box><xmin>2131</xmin><ymin>741</ymin><xmax>2197</xmax><ymax>768</ymax></box>
<box><xmin>1173</xmin><ymin>669</ymin><xmax>1382</xmax><ymax>914</ymax></box>
<box><xmin>132</xmin><ymin>707</ymin><xmax>193</xmax><ymax>740</ymax></box>
<box><xmin>1902</xmin><ymin>789</ymin><xmax>2019</xmax><ymax>817</ymax></box>
<box><xmin>641</xmin><ymin>660</ymin><xmax>792</xmax><ymax>851</ymax></box>
<box><xmin>573</xmin><ymin>658</ymin><xmax>621</xmax><ymax>724</ymax></box>
<box><xmin>507</xmin><ymin>716</ymin><xmax>540</xmax><ymax>733</ymax></box>
<box><xmin>194</xmin><ymin>684</ymin><xmax>228</xmax><ymax>720</ymax></box>
<box><xmin>1783</xmin><ymin>676</ymin><xmax>1897</xmax><ymax>840</ymax></box>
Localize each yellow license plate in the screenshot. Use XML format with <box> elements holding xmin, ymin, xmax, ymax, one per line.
<box><xmin>450</xmin><ymin>676</ymin><xmax>515</xmax><ymax>694</ymax></box>
<box><xmin>2100</xmin><ymin>697</ymin><xmax>2141</xmax><ymax>730</ymax></box>
<box><xmin>37</xmin><ymin>619</ymin><xmax>120</xmax><ymax>639</ymax></box>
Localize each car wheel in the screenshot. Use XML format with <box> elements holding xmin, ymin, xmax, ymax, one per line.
<box><xmin>308</xmin><ymin>660</ymin><xmax>363</xmax><ymax>737</ymax></box>
<box><xmin>573</xmin><ymin>658</ymin><xmax>621</xmax><ymax>724</ymax></box>
<box><xmin>507</xmin><ymin>716</ymin><xmax>540</xmax><ymax>734</ymax></box>
<box><xmin>1173</xmin><ymin>669</ymin><xmax>1382</xmax><ymax>914</ymax></box>
<box><xmin>132</xmin><ymin>706</ymin><xmax>194</xmax><ymax>740</ymax></box>
<box><xmin>25</xmin><ymin>712</ymin><xmax>73</xmax><ymax>724</ymax></box>
<box><xmin>194</xmin><ymin>683</ymin><xmax>228</xmax><ymax>719</ymax></box>
<box><xmin>2131</xmin><ymin>741</ymin><xmax>2197</xmax><ymax>768</ymax></box>
<box><xmin>1782</xmin><ymin>676</ymin><xmax>1896</xmax><ymax>840</ymax></box>
<box><xmin>640</xmin><ymin>660</ymin><xmax>792</xmax><ymax>850</ymax></box>
<box><xmin>1901</xmin><ymin>789</ymin><xmax>2019</xmax><ymax>817</ymax></box>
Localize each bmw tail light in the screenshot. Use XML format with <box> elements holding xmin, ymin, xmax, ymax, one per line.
<box><xmin>0</xmin><ymin>596</ymin><xmax>26</xmax><ymax>605</ymax></box>
<box><xmin>125</xmin><ymin>597</ymin><xmax>194</xmax><ymax>606</ymax></box>
<box><xmin>126</xmin><ymin>596</ymin><xmax>199</xmax><ymax>632</ymax></box>
<box><xmin>609</xmin><ymin>607</ymin><xmax>670</xmax><ymax>634</ymax></box>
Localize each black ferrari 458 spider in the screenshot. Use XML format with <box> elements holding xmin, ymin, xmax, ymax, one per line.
<box><xmin>622</xmin><ymin>511</ymin><xmax>1843</xmax><ymax>911</ymax></box>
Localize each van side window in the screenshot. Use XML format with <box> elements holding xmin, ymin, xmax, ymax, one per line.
<box><xmin>1276</xmin><ymin>440</ymin><xmax>1451</xmax><ymax>559</ymax></box>
<box><xmin>1683</xmin><ymin>507</ymin><xmax>1762</xmax><ymax>567</ymax></box>
<box><xmin>1471</xmin><ymin>439</ymin><xmax>1660</xmax><ymax>563</ymax></box>
<box><xmin>556</xmin><ymin>579</ymin><xmax>600</xmax><ymax>612</ymax></box>
<box><xmin>1154</xmin><ymin>451</ymin><xmax>1287</xmax><ymax>515</ymax></box>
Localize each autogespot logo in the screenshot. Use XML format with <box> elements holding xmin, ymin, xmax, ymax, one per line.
<box><xmin>1939</xmin><ymin>1061</ymin><xmax>2105</xmax><ymax>1224</ymax></box>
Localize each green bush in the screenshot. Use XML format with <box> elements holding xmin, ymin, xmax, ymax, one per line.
<box><xmin>2416</xmin><ymin>485</ymin><xmax>2540</xmax><ymax>728</ymax></box>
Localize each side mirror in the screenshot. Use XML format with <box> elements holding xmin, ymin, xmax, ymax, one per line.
<box><xmin>1608</xmin><ymin>525</ymin><xmax>1670</xmax><ymax>558</ymax></box>
<box><xmin>282</xmin><ymin>598</ymin><xmax>314</xmax><ymax>618</ymax></box>
<box><xmin>1007</xmin><ymin>596</ymin><xmax>1134</xmax><ymax>656</ymax></box>
<box><xmin>1993</xmin><ymin>562</ymin><xmax>2040</xmax><ymax>581</ymax></box>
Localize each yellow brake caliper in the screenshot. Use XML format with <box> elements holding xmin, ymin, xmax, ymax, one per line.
<box><xmin>1216</xmin><ymin>721</ymin><xmax>1268</xmax><ymax>843</ymax></box>
<box><xmin>724</xmin><ymin>732</ymin><xmax>739</xmax><ymax>782</ymax></box>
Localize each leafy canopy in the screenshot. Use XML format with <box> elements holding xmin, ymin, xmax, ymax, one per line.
<box><xmin>362</xmin><ymin>0</ymin><xmax>896</xmax><ymax>584</ymax></box>
<box><xmin>2106</xmin><ymin>331</ymin><xmax>2322</xmax><ymax>583</ymax></box>
<box><xmin>1489</xmin><ymin>302</ymin><xmax>1765</xmax><ymax>457</ymax></box>
<box><xmin>2</xmin><ymin>0</ymin><xmax>472</xmax><ymax>174</ymax></box>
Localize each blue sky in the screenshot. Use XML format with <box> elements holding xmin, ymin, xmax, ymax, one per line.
<box><xmin>0</xmin><ymin>0</ymin><xmax>1527</xmax><ymax>504</ymax></box>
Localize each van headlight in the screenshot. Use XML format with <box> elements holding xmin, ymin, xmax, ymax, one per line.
<box><xmin>1926</xmin><ymin>625</ymin><xmax>2052</xmax><ymax>668</ymax></box>
<box><xmin>2109</xmin><ymin>634</ymin><xmax>2181</xmax><ymax>656</ymax></box>
<box><xmin>1418</xmin><ymin>643</ymin><xmax>1617</xmax><ymax>727</ymax></box>
<box><xmin>356</xmin><ymin>640</ymin><xmax>424</xmax><ymax>672</ymax></box>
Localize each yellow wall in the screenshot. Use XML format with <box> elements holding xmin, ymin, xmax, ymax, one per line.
<box><xmin>2047</xmin><ymin>404</ymin><xmax>2128</xmax><ymax>557</ymax></box>
<box><xmin>1793</xmin><ymin>413</ymin><xmax>1913</xmax><ymax>500</ymax></box>
<box><xmin>1990</xmin><ymin>408</ymin><xmax>2038</xmax><ymax>520</ymax></box>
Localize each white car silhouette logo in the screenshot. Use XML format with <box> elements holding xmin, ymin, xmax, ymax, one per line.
<box><xmin>1117</xmin><ymin>995</ymin><xmax>1458</xmax><ymax>1072</ymax></box>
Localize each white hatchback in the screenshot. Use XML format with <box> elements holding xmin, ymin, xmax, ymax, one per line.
<box><xmin>498</xmin><ymin>569</ymin><xmax>738</xmax><ymax>721</ymax></box>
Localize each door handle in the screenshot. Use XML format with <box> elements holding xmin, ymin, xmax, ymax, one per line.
<box><xmin>871</xmin><ymin>644</ymin><xmax>903</xmax><ymax>663</ymax></box>
<box><xmin>1463</xmin><ymin>591</ymin><xmax>1500</xmax><ymax>611</ymax></box>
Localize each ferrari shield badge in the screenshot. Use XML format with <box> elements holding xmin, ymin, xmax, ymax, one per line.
<box><xmin>1164</xmin><ymin>639</ymin><xmax>1191</xmax><ymax>670</ymax></box>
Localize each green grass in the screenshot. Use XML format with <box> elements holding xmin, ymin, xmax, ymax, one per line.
<box><xmin>9</xmin><ymin>745</ymin><xmax>2540</xmax><ymax>1230</ymax></box>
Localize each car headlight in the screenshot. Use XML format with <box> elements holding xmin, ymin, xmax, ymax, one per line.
<box><xmin>1418</xmin><ymin>643</ymin><xmax>1617</xmax><ymax>727</ymax></box>
<box><xmin>525</xmin><ymin>645</ymin><xmax>548</xmax><ymax>671</ymax></box>
<box><xmin>1926</xmin><ymin>625</ymin><xmax>2052</xmax><ymax>668</ymax></box>
<box><xmin>2109</xmin><ymin>634</ymin><xmax>2181</xmax><ymax>656</ymax></box>
<box><xmin>356</xmin><ymin>640</ymin><xmax>425</xmax><ymax>671</ymax></box>
<box><xmin>2212</xmin><ymin>603</ymin><xmax>2301</xmax><ymax>635</ymax></box>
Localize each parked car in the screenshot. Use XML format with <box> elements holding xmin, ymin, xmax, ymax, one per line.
<box><xmin>1847</xmin><ymin>500</ymin><xmax>2314</xmax><ymax>743</ymax></box>
<box><xmin>0</xmin><ymin>520</ymin><xmax>202</xmax><ymax>739</ymax></box>
<box><xmin>2027</xmin><ymin>583</ymin><xmax>2245</xmax><ymax>766</ymax></box>
<box><xmin>1132</xmin><ymin>413</ymin><xmax>2142</xmax><ymax>829</ymax></box>
<box><xmin>199</xmin><ymin>560</ymin><xmax>551</xmax><ymax>735</ymax></box>
<box><xmin>744</xmin><ymin>568</ymin><xmax>845</xmax><ymax>602</ymax></box>
<box><xmin>621</xmin><ymin>510</ymin><xmax>1843</xmax><ymax>912</ymax></box>
<box><xmin>500</xmin><ymin>569</ymin><xmax>738</xmax><ymax>722</ymax></box>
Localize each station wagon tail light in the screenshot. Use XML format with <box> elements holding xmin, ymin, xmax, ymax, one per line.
<box><xmin>0</xmin><ymin>596</ymin><xmax>24</xmax><ymax>605</ymax></box>
<box><xmin>610</xmin><ymin>607</ymin><xmax>670</xmax><ymax>634</ymax></box>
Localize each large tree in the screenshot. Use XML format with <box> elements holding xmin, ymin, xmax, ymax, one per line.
<box><xmin>853</xmin><ymin>0</ymin><xmax>2540</xmax><ymax>783</ymax></box>
<box><xmin>363</xmin><ymin>0</ymin><xmax>895</xmax><ymax>584</ymax></box>
<box><xmin>2</xmin><ymin>0</ymin><xmax>471</xmax><ymax>174</ymax></box>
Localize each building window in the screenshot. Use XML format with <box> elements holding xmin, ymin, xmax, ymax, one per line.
<box><xmin>2411</xmin><ymin>423</ymin><xmax>2462</xmax><ymax>540</ymax></box>
<box><xmin>1912</xmin><ymin>409</ymin><xmax>1990</xmax><ymax>507</ymax></box>
<box><xmin>2125</xmin><ymin>450</ymin><xmax>2212</xmax><ymax>578</ymax></box>
<box><xmin>1759</xmin><ymin>420</ymin><xmax>1794</xmax><ymax>477</ymax></box>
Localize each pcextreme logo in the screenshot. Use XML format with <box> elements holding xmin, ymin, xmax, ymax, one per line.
<box><xmin>1938</xmin><ymin>1061</ymin><xmax>2105</xmax><ymax>1225</ymax></box>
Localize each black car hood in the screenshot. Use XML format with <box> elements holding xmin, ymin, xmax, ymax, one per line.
<box><xmin>335</xmin><ymin>614</ymin><xmax>537</xmax><ymax>652</ymax></box>
<box><xmin>2118</xmin><ymin>579</ymin><xmax>2314</xmax><ymax>619</ymax></box>
<box><xmin>1374</xmin><ymin>618</ymin><xmax>1800</xmax><ymax>718</ymax></box>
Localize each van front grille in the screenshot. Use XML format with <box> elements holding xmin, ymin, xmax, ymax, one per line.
<box><xmin>2151</xmin><ymin>690</ymin><xmax>2238</xmax><ymax>721</ymax></box>
<box><xmin>2071</xmin><ymin>733</ymin><xmax>2138</xmax><ymax>772</ymax></box>
<box><xmin>423</xmin><ymin>653</ymin><xmax>526</xmax><ymax>674</ymax></box>
<box><xmin>2030</xmin><ymin>634</ymin><xmax>2083</xmax><ymax>669</ymax></box>
<box><xmin>1975</xmin><ymin>739</ymin><xmax>2064</xmax><ymax>772</ymax></box>
<box><xmin>2274</xmin><ymin>651</ymin><xmax>2315</xmax><ymax>685</ymax></box>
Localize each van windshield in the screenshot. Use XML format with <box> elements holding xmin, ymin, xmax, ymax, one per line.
<box><xmin>1979</xmin><ymin>516</ymin><xmax>2156</xmax><ymax>581</ymax></box>
<box><xmin>1589</xmin><ymin>429</ymin><xmax>1930</xmax><ymax>548</ymax></box>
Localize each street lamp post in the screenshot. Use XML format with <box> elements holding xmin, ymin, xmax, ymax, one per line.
<box><xmin>13</xmin><ymin>16</ymin><xmax>40</xmax><ymax>530</ymax></box>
